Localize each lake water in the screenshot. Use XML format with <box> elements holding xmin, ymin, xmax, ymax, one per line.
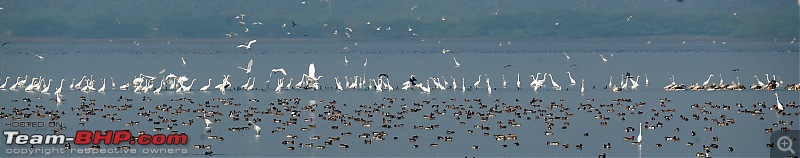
<box><xmin>0</xmin><ymin>39</ymin><xmax>798</xmax><ymax>157</ymax></box>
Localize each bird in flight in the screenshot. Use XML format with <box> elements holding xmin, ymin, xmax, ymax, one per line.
<box><xmin>153</xmin><ymin>25</ymin><xmax>161</xmax><ymax>31</ymax></box>
<box><xmin>1</xmin><ymin>42</ymin><xmax>9</xmax><ymax>46</ymax></box>
<box><xmin>503</xmin><ymin>65</ymin><xmax>513</xmax><ymax>68</ymax></box>
<box><xmin>626</xmin><ymin>16</ymin><xmax>635</xmax><ymax>21</ymax></box>
<box><xmin>238</xmin><ymin>39</ymin><xmax>257</xmax><ymax>50</ymax></box>
<box><xmin>291</xmin><ymin>21</ymin><xmax>297</xmax><ymax>27</ymax></box>
<box><xmin>270</xmin><ymin>68</ymin><xmax>288</xmax><ymax>77</ymax></box>
<box><xmin>238</xmin><ymin>59</ymin><xmax>254</xmax><ymax>75</ymax></box>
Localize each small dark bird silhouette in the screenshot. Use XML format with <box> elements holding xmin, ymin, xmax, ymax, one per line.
<box><xmin>503</xmin><ymin>65</ymin><xmax>513</xmax><ymax>68</ymax></box>
<box><xmin>1</xmin><ymin>42</ymin><xmax>9</xmax><ymax>46</ymax></box>
<box><xmin>731</xmin><ymin>69</ymin><xmax>739</xmax><ymax>72</ymax></box>
<box><xmin>291</xmin><ymin>21</ymin><xmax>297</xmax><ymax>27</ymax></box>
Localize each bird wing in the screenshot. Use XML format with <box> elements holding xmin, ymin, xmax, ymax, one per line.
<box><xmin>247</xmin><ymin>60</ymin><xmax>253</xmax><ymax>69</ymax></box>
<box><xmin>238</xmin><ymin>45</ymin><xmax>247</xmax><ymax>48</ymax></box>
<box><xmin>248</xmin><ymin>40</ymin><xmax>257</xmax><ymax>46</ymax></box>
<box><xmin>238</xmin><ymin>66</ymin><xmax>248</xmax><ymax>71</ymax></box>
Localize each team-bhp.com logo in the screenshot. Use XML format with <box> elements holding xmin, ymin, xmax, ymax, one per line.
<box><xmin>4</xmin><ymin>130</ymin><xmax>187</xmax><ymax>145</ymax></box>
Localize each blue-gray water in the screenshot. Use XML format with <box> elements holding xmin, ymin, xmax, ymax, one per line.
<box><xmin>0</xmin><ymin>40</ymin><xmax>798</xmax><ymax>157</ymax></box>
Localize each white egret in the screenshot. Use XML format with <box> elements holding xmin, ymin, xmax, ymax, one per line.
<box><xmin>241</xmin><ymin>77</ymin><xmax>252</xmax><ymax>89</ymax></box>
<box><xmin>203</xmin><ymin>113</ymin><xmax>213</xmax><ymax>127</ymax></box>
<box><xmin>486</xmin><ymin>77</ymin><xmax>492</xmax><ymax>94</ymax></box>
<box><xmin>153</xmin><ymin>79</ymin><xmax>164</xmax><ymax>94</ymax></box>
<box><xmin>775</xmin><ymin>93</ymin><xmax>784</xmax><ymax>111</ymax></box>
<box><xmin>363</xmin><ymin>58</ymin><xmax>368</xmax><ymax>67</ymax></box>
<box><xmin>200</xmin><ymin>79</ymin><xmax>211</xmax><ymax>91</ymax></box>
<box><xmin>344</xmin><ymin>56</ymin><xmax>349</xmax><ymax>65</ymax></box>
<box><xmin>270</xmin><ymin>68</ymin><xmax>288</xmax><ymax>77</ymax></box>
<box><xmin>473</xmin><ymin>75</ymin><xmax>482</xmax><ymax>89</ymax></box>
<box><xmin>566</xmin><ymin>72</ymin><xmax>576</xmax><ymax>85</ymax></box>
<box><xmin>335</xmin><ymin>77</ymin><xmax>343</xmax><ymax>90</ymax></box>
<box><xmin>182</xmin><ymin>79</ymin><xmax>196</xmax><ymax>92</ymax></box>
<box><xmin>238</xmin><ymin>59</ymin><xmax>254</xmax><ymax>76</ymax></box>
<box><xmin>249</xmin><ymin>121</ymin><xmax>261</xmax><ymax>135</ymax></box>
<box><xmin>645</xmin><ymin>74</ymin><xmax>649</xmax><ymax>86</ymax></box>
<box><xmin>237</xmin><ymin>39</ymin><xmax>257</xmax><ymax>50</ymax></box>
<box><xmin>564</xmin><ymin>53</ymin><xmax>570</xmax><ymax>60</ymax></box>
<box><xmin>548</xmin><ymin>74</ymin><xmax>561</xmax><ymax>90</ymax></box>
<box><xmin>54</xmin><ymin>79</ymin><xmax>65</xmax><ymax>95</ymax></box>
<box><xmin>580</xmin><ymin>79</ymin><xmax>585</xmax><ymax>94</ymax></box>
<box><xmin>516</xmin><ymin>73</ymin><xmax>521</xmax><ymax>90</ymax></box>
<box><xmin>181</xmin><ymin>57</ymin><xmax>186</xmax><ymax>65</ymax></box>
<box><xmin>97</xmin><ymin>78</ymin><xmax>106</xmax><ymax>93</ymax></box>
<box><xmin>636</xmin><ymin>123</ymin><xmax>643</xmax><ymax>144</ymax></box>
<box><xmin>40</xmin><ymin>79</ymin><xmax>52</xmax><ymax>94</ymax></box>
<box><xmin>453</xmin><ymin>57</ymin><xmax>460</xmax><ymax>67</ymax></box>
<box><xmin>502</xmin><ymin>75</ymin><xmax>507</xmax><ymax>88</ymax></box>
<box><xmin>600</xmin><ymin>54</ymin><xmax>608</xmax><ymax>63</ymax></box>
<box><xmin>245</xmin><ymin>78</ymin><xmax>255</xmax><ymax>90</ymax></box>
<box><xmin>461</xmin><ymin>78</ymin><xmax>465</xmax><ymax>92</ymax></box>
<box><xmin>0</xmin><ymin>76</ymin><xmax>8</xmax><ymax>89</ymax></box>
<box><xmin>702</xmin><ymin>74</ymin><xmax>713</xmax><ymax>86</ymax></box>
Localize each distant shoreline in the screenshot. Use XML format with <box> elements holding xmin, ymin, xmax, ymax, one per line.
<box><xmin>0</xmin><ymin>35</ymin><xmax>790</xmax><ymax>44</ymax></box>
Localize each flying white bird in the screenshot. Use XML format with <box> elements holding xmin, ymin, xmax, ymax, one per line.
<box><xmin>237</xmin><ymin>39</ymin><xmax>257</xmax><ymax>50</ymax></box>
<box><xmin>238</xmin><ymin>59</ymin><xmax>254</xmax><ymax>75</ymax></box>
<box><xmin>600</xmin><ymin>54</ymin><xmax>608</xmax><ymax>63</ymax></box>
<box><xmin>270</xmin><ymin>68</ymin><xmax>288</xmax><ymax>77</ymax></box>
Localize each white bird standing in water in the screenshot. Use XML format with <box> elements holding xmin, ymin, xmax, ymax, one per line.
<box><xmin>564</xmin><ymin>53</ymin><xmax>570</xmax><ymax>60</ymax></box>
<box><xmin>581</xmin><ymin>79</ymin><xmax>585</xmax><ymax>94</ymax></box>
<box><xmin>775</xmin><ymin>93</ymin><xmax>784</xmax><ymax>111</ymax></box>
<box><xmin>645</xmin><ymin>74</ymin><xmax>649</xmax><ymax>86</ymax></box>
<box><xmin>203</xmin><ymin>113</ymin><xmax>213</xmax><ymax>127</ymax></box>
<box><xmin>53</xmin><ymin>79</ymin><xmax>65</xmax><ymax>95</ymax></box>
<box><xmin>453</xmin><ymin>57</ymin><xmax>461</xmax><ymax>67</ymax></box>
<box><xmin>486</xmin><ymin>77</ymin><xmax>492</xmax><ymax>94</ymax></box>
<box><xmin>566</xmin><ymin>71</ymin><xmax>576</xmax><ymax>85</ymax></box>
<box><xmin>249</xmin><ymin>121</ymin><xmax>261</xmax><ymax>135</ymax></box>
<box><xmin>636</xmin><ymin>123</ymin><xmax>643</xmax><ymax>144</ymax></box>
<box><xmin>200</xmin><ymin>79</ymin><xmax>211</xmax><ymax>91</ymax></box>
<box><xmin>516</xmin><ymin>73</ymin><xmax>521</xmax><ymax>90</ymax></box>
<box><xmin>549</xmin><ymin>74</ymin><xmax>561</xmax><ymax>90</ymax></box>
<box><xmin>97</xmin><ymin>78</ymin><xmax>106</xmax><ymax>93</ymax></box>
<box><xmin>363</xmin><ymin>58</ymin><xmax>368</xmax><ymax>67</ymax></box>
<box><xmin>335</xmin><ymin>77</ymin><xmax>343</xmax><ymax>90</ymax></box>
<box><xmin>502</xmin><ymin>75</ymin><xmax>507</xmax><ymax>88</ymax></box>
<box><xmin>473</xmin><ymin>75</ymin><xmax>482</xmax><ymax>89</ymax></box>
<box><xmin>461</xmin><ymin>78</ymin><xmax>465</xmax><ymax>92</ymax></box>
<box><xmin>344</xmin><ymin>56</ymin><xmax>349</xmax><ymax>65</ymax></box>
<box><xmin>181</xmin><ymin>57</ymin><xmax>186</xmax><ymax>65</ymax></box>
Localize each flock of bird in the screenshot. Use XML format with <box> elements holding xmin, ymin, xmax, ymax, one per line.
<box><xmin>1</xmin><ymin>59</ymin><xmax>795</xmax><ymax>157</ymax></box>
